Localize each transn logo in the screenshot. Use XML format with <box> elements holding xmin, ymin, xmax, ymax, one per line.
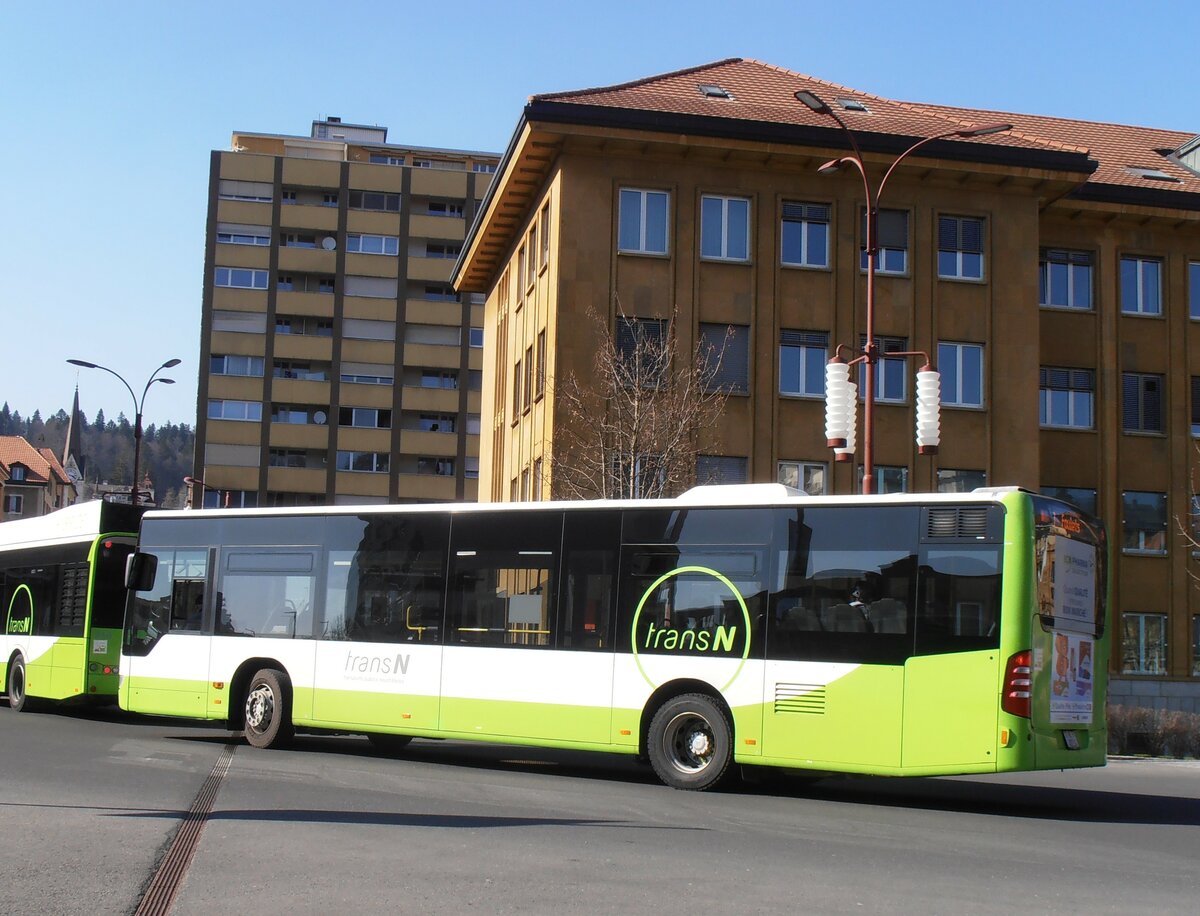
<box><xmin>7</xmin><ymin>618</ymin><xmax>31</xmax><ymax>634</ymax></box>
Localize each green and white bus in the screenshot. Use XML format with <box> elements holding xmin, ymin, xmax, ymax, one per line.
<box><xmin>119</xmin><ymin>484</ymin><xmax>1108</xmax><ymax>790</ymax></box>
<box><xmin>3</xmin><ymin>500</ymin><xmax>142</xmax><ymax>711</ymax></box>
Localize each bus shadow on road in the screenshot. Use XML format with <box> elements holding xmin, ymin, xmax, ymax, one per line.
<box><xmin>738</xmin><ymin>772</ymin><xmax>1200</xmax><ymax>827</ymax></box>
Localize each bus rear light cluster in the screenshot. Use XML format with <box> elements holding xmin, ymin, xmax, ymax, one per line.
<box><xmin>1001</xmin><ymin>650</ymin><xmax>1032</xmax><ymax>719</ymax></box>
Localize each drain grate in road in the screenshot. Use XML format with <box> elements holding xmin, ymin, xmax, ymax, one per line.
<box><xmin>133</xmin><ymin>741</ymin><xmax>237</xmax><ymax>916</ymax></box>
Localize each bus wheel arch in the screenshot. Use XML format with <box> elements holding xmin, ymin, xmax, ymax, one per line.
<box><xmin>640</xmin><ymin>680</ymin><xmax>734</xmax><ymax>791</ymax></box>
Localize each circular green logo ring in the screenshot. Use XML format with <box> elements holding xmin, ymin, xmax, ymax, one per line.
<box><xmin>630</xmin><ymin>565</ymin><xmax>752</xmax><ymax>693</ymax></box>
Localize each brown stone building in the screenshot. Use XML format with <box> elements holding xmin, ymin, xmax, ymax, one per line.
<box><xmin>454</xmin><ymin>59</ymin><xmax>1200</xmax><ymax>708</ymax></box>
<box><xmin>195</xmin><ymin>118</ymin><xmax>499</xmax><ymax>508</ymax></box>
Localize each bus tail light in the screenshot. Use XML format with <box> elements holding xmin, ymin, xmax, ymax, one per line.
<box><xmin>1002</xmin><ymin>650</ymin><xmax>1032</xmax><ymax>719</ymax></box>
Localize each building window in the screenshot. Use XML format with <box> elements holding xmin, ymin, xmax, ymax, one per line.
<box><xmin>268</xmin><ymin>449</ymin><xmax>307</xmax><ymax>468</ymax></box>
<box><xmin>696</xmin><ymin>455</ymin><xmax>748</xmax><ymax>484</ymax></box>
<box><xmin>426</xmin><ymin>201</ymin><xmax>464</xmax><ymax>218</ymax></box>
<box><xmin>777</xmin><ymin>460</ymin><xmax>826</xmax><ymax>495</ymax></box>
<box><xmin>280</xmin><ymin>233</ymin><xmax>317</xmax><ymax>249</ymax></box>
<box><xmin>1193</xmin><ymin>615</ymin><xmax>1200</xmax><ymax>676</ymax></box>
<box><xmin>1121</xmin><ymin>256</ymin><xmax>1162</xmax><ymax>316</ymax></box>
<box><xmin>526</xmin><ymin>227</ymin><xmax>537</xmax><ymax>287</ymax></box>
<box><xmin>937</xmin><ymin>216</ymin><xmax>984</xmax><ymax>280</ymax></box>
<box><xmin>336</xmin><ymin>451</ymin><xmax>390</xmax><ymax>473</ymax></box>
<box><xmin>418</xmin><ymin>414</ymin><xmax>455</xmax><ymax>433</ymax></box>
<box><xmin>1192</xmin><ymin>377</ymin><xmax>1200</xmax><ymax>437</ymax></box>
<box><xmin>860</xmin><ymin>209</ymin><xmax>909</xmax><ymax>274</ymax></box>
<box><xmin>618</xmin><ymin>188</ymin><xmax>669</xmax><ymax>255</ymax></box>
<box><xmin>615</xmin><ymin>318</ymin><xmax>666</xmax><ymax>387</ymax></box>
<box><xmin>1040</xmin><ymin>486</ymin><xmax>1098</xmax><ymax>517</ymax></box>
<box><xmin>3</xmin><ymin>494</ymin><xmax>23</xmax><ymax>514</ymax></box>
<box><xmin>780</xmin><ymin>202</ymin><xmax>829</xmax><ymax>268</ymax></box>
<box><xmin>473</xmin><ymin>162</ymin><xmax>497</xmax><ymax>173</ymax></box>
<box><xmin>539</xmin><ymin>204</ymin><xmax>550</xmax><ymax>268</ymax></box>
<box><xmin>512</xmin><ymin>358</ymin><xmax>522</xmax><ymax>421</ymax></box>
<box><xmin>1039</xmin><ymin>367</ymin><xmax>1094</xmax><ymax>429</ymax></box>
<box><xmin>203</xmin><ymin>489</ymin><xmax>258</xmax><ymax>509</ymax></box>
<box><xmin>214</xmin><ymin>267</ymin><xmax>268</xmax><ymax>290</ymax></box>
<box><xmin>218</xmin><ymin>180</ymin><xmax>272</xmax><ymax>202</ymax></box>
<box><xmin>368</xmin><ymin>153</ymin><xmax>404</xmax><ymax>166</ymax></box>
<box><xmin>210</xmin><ymin>355</ymin><xmax>264</xmax><ymax>377</ymax></box>
<box><xmin>861</xmin><ymin>336</ymin><xmax>908</xmax><ymax>403</ymax></box>
<box><xmin>469</xmin><ymin>328</ymin><xmax>484</xmax><ymax>349</ymax></box>
<box><xmin>1122</xmin><ymin>372</ymin><xmax>1163</xmax><ymax>433</ymax></box>
<box><xmin>936</xmin><ymin>469</ymin><xmax>986</xmax><ymax>493</ymax></box>
<box><xmin>700</xmin><ymin>195</ymin><xmax>750</xmax><ymax>261</ymax></box>
<box><xmin>338</xmin><ymin>407</ymin><xmax>391</xmax><ymax>429</ymax></box>
<box><xmin>536</xmin><ymin>330</ymin><xmax>546</xmax><ymax>400</ymax></box>
<box><xmin>1039</xmin><ymin>249</ymin><xmax>1093</xmax><ymax>310</ymax></box>
<box><xmin>860</xmin><ymin>465</ymin><xmax>908</xmax><ymax>494</ymax></box>
<box><xmin>465</xmin><ymin>456</ymin><xmax>480</xmax><ymax>479</ymax></box>
<box><xmin>348</xmin><ymin>191</ymin><xmax>400</xmax><ymax>212</ymax></box>
<box><xmin>1122</xmin><ymin>612</ymin><xmax>1167</xmax><ymax>675</ymax></box>
<box><xmin>1190</xmin><ymin>261</ymin><xmax>1200</xmax><ymax>320</ymax></box>
<box><xmin>417</xmin><ymin>457</ymin><xmax>455</xmax><ymax>477</ymax></box>
<box><xmin>346</xmin><ymin>234</ymin><xmax>399</xmax><ymax>256</ymax></box>
<box><xmin>523</xmin><ymin>347</ymin><xmax>534</xmax><ymax>412</ymax></box>
<box><xmin>425</xmin><ymin>242</ymin><xmax>462</xmax><ymax>260</ymax></box>
<box><xmin>938</xmin><ymin>342</ymin><xmax>984</xmax><ymax>408</ymax></box>
<box><xmin>10</xmin><ymin>465</ymin><xmax>26</xmax><ymax>482</ymax></box>
<box><xmin>1122</xmin><ymin>490</ymin><xmax>1167</xmax><ymax>555</ymax></box>
<box><xmin>700</xmin><ymin>324</ymin><xmax>749</xmax><ymax>393</ymax></box>
<box><xmin>779</xmin><ymin>331</ymin><xmax>828</xmax><ymax>398</ymax></box>
<box><xmin>422</xmin><ymin>285</ymin><xmax>458</xmax><ymax>302</ymax></box>
<box><xmin>207</xmin><ymin>399</ymin><xmax>263</xmax><ymax>422</ymax></box>
<box><xmin>217</xmin><ymin>224</ymin><xmax>270</xmax><ymax>246</ymax></box>
<box><xmin>467</xmin><ymin>413</ymin><xmax>481</xmax><ymax>435</ymax></box>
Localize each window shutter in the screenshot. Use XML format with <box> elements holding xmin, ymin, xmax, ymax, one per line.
<box><xmin>1143</xmin><ymin>376</ymin><xmax>1162</xmax><ymax>431</ymax></box>
<box><xmin>1122</xmin><ymin>373</ymin><xmax>1140</xmax><ymax>429</ymax></box>
<box><xmin>862</xmin><ymin>209</ymin><xmax>908</xmax><ymax>249</ymax></box>
<box><xmin>783</xmin><ymin>202</ymin><xmax>829</xmax><ymax>222</ymax></box>
<box><xmin>780</xmin><ymin>330</ymin><xmax>829</xmax><ymax>347</ymax></box>
<box><xmin>960</xmin><ymin>218</ymin><xmax>983</xmax><ymax>253</ymax></box>
<box><xmin>938</xmin><ymin>216</ymin><xmax>958</xmax><ymax>250</ymax></box>
<box><xmin>1192</xmin><ymin>376</ymin><xmax>1200</xmax><ymax>426</ymax></box>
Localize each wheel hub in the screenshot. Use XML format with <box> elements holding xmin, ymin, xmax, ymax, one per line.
<box><xmin>688</xmin><ymin>731</ymin><xmax>712</xmax><ymax>758</ymax></box>
<box><xmin>246</xmin><ymin>686</ymin><xmax>273</xmax><ymax>730</ymax></box>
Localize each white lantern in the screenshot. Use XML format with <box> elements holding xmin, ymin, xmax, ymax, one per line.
<box><xmin>824</xmin><ymin>360</ymin><xmax>852</xmax><ymax>448</ymax></box>
<box><xmin>834</xmin><ymin>381</ymin><xmax>857</xmax><ymax>463</ymax></box>
<box><xmin>916</xmin><ymin>367</ymin><xmax>941</xmax><ymax>454</ymax></box>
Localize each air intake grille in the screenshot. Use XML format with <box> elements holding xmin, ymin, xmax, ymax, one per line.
<box><xmin>774</xmin><ymin>683</ymin><xmax>826</xmax><ymax>715</ymax></box>
<box><xmin>927</xmin><ymin>507</ymin><xmax>990</xmax><ymax>539</ymax></box>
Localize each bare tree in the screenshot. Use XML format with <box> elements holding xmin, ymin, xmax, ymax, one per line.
<box><xmin>550</xmin><ymin>302</ymin><xmax>733</xmax><ymax>500</ymax></box>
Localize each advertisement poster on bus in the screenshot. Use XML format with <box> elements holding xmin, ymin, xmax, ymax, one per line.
<box><xmin>1053</xmin><ymin>536</ymin><xmax>1096</xmax><ymax>630</ymax></box>
<box><xmin>1050</xmin><ymin>630</ymin><xmax>1094</xmax><ymax>724</ymax></box>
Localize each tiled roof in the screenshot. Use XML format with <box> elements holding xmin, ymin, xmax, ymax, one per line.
<box><xmin>0</xmin><ymin>436</ymin><xmax>54</xmax><ymax>485</ymax></box>
<box><xmin>531</xmin><ymin>57</ymin><xmax>1199</xmax><ymax>201</ymax></box>
<box><xmin>37</xmin><ymin>448</ymin><xmax>71</xmax><ymax>485</ymax></box>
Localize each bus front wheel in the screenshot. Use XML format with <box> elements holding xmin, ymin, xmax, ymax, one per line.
<box><xmin>6</xmin><ymin>656</ymin><xmax>30</xmax><ymax>712</ymax></box>
<box><xmin>647</xmin><ymin>693</ymin><xmax>732</xmax><ymax>791</ymax></box>
<box><xmin>243</xmin><ymin>669</ymin><xmax>294</xmax><ymax>749</ymax></box>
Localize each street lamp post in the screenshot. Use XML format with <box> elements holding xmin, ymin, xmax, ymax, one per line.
<box><xmin>67</xmin><ymin>358</ymin><xmax>181</xmax><ymax>507</ymax></box>
<box><xmin>795</xmin><ymin>89</ymin><xmax>1011</xmax><ymax>494</ymax></box>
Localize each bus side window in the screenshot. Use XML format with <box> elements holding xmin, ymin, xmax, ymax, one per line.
<box><xmin>558</xmin><ymin>510</ymin><xmax>620</xmax><ymax>651</ymax></box>
<box><xmin>124</xmin><ymin>550</ymin><xmax>177</xmax><ymax>655</ymax></box>
<box><xmin>915</xmin><ymin>547</ymin><xmax>1001</xmax><ymax>654</ymax></box>
<box><xmin>170</xmin><ymin>579</ymin><xmax>205</xmax><ymax>631</ymax></box>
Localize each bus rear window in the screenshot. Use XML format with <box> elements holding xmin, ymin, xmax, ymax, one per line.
<box><xmin>92</xmin><ymin>540</ymin><xmax>135</xmax><ymax>628</ymax></box>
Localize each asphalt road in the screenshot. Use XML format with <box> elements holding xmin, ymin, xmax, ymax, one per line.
<box><xmin>1</xmin><ymin>706</ymin><xmax>1197</xmax><ymax>915</ymax></box>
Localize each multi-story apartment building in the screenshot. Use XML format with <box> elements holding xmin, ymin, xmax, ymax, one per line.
<box><xmin>454</xmin><ymin>59</ymin><xmax>1200</xmax><ymax>708</ymax></box>
<box><xmin>196</xmin><ymin>118</ymin><xmax>498</xmax><ymax>507</ymax></box>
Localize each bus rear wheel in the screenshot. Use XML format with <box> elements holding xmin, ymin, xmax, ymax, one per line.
<box><xmin>7</xmin><ymin>656</ymin><xmax>30</xmax><ymax>712</ymax></box>
<box><xmin>243</xmin><ymin>669</ymin><xmax>294</xmax><ymax>749</ymax></box>
<box><xmin>647</xmin><ymin>693</ymin><xmax>732</xmax><ymax>791</ymax></box>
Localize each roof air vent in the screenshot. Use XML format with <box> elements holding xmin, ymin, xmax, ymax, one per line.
<box><xmin>837</xmin><ymin>98</ymin><xmax>869</xmax><ymax>113</ymax></box>
<box><xmin>698</xmin><ymin>84</ymin><xmax>733</xmax><ymax>100</ymax></box>
<box><xmin>1126</xmin><ymin>165</ymin><xmax>1180</xmax><ymax>182</ymax></box>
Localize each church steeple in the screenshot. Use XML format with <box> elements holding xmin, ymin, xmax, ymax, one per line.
<box><xmin>62</xmin><ymin>386</ymin><xmax>86</xmax><ymax>485</ymax></box>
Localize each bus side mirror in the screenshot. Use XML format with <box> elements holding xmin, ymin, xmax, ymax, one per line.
<box><xmin>126</xmin><ymin>552</ymin><xmax>158</xmax><ymax>591</ymax></box>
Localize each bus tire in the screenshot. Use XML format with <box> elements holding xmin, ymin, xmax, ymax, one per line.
<box><xmin>243</xmin><ymin>668</ymin><xmax>294</xmax><ymax>749</ymax></box>
<box><xmin>367</xmin><ymin>733</ymin><xmax>414</xmax><ymax>755</ymax></box>
<box><xmin>6</xmin><ymin>655</ymin><xmax>31</xmax><ymax>713</ymax></box>
<box><xmin>646</xmin><ymin>693</ymin><xmax>733</xmax><ymax>791</ymax></box>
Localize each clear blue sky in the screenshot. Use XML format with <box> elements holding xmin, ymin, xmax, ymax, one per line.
<box><xmin>1</xmin><ymin>1</ymin><xmax>1196</xmax><ymax>428</ymax></box>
